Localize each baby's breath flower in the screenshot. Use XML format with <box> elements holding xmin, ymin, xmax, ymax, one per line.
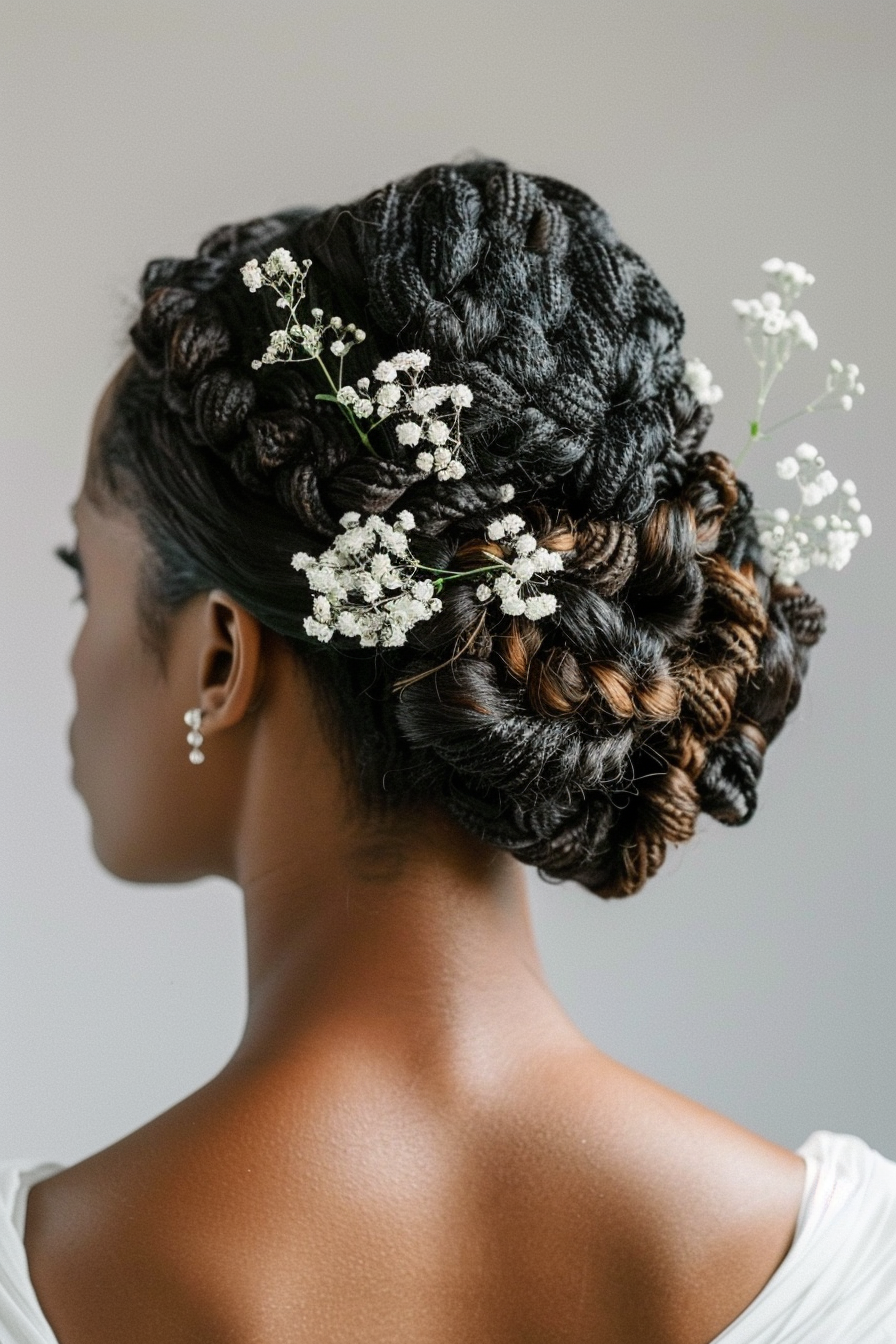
<box><xmin>683</xmin><ymin>357</ymin><xmax>724</xmax><ymax>406</ymax></box>
<box><xmin>473</xmin><ymin>522</ymin><xmax>564</xmax><ymax>618</ymax></box>
<box><xmin>240</xmin><ymin>258</ymin><xmax>264</xmax><ymax>292</ymax></box>
<box><xmin>304</xmin><ymin>617</ymin><xmax>334</xmax><ymax>642</ymax></box>
<box><xmin>397</xmin><ymin>422</ymin><xmax>423</xmax><ymax>447</ymax></box>
<box><xmin>392</xmin><ymin>350</ymin><xmax>430</xmax><ymax>372</ymax></box>
<box><xmin>787</xmin><ymin>310</ymin><xmax>818</xmax><ymax>350</ymax></box>
<box><xmin>524</xmin><ymin>594</ymin><xmax>558</xmax><ymax>620</ymax></box>
<box><xmin>427</xmin><ymin>419</ymin><xmax>450</xmax><ymax>445</ymax></box>
<box><xmin>292</xmin><ymin>512</ymin><xmax>443</xmax><ymax>649</ymax></box>
<box><xmin>760</xmin><ymin>448</ymin><xmax>870</xmax><ymax>580</ymax></box>
<box><xmin>504</xmin><ymin>515</ymin><xmax>526</xmax><ymax>536</ymax></box>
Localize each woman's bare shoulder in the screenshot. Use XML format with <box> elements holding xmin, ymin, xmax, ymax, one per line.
<box><xmin>494</xmin><ymin>1042</ymin><xmax>807</xmax><ymax>1342</ymax></box>
<box><xmin>23</xmin><ymin>1043</ymin><xmax>806</xmax><ymax>1344</ymax></box>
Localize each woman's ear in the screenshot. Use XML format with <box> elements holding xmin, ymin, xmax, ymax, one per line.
<box><xmin>194</xmin><ymin>590</ymin><xmax>264</xmax><ymax>734</ymax></box>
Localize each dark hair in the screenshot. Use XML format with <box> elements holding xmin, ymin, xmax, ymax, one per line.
<box><xmin>100</xmin><ymin>159</ymin><xmax>825</xmax><ymax>897</ymax></box>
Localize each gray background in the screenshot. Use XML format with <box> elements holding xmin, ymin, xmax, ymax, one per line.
<box><xmin>1</xmin><ymin>0</ymin><xmax>893</xmax><ymax>1166</ymax></box>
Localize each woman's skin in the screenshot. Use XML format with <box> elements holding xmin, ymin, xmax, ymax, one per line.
<box><xmin>23</xmin><ymin>379</ymin><xmax>807</xmax><ymax>1344</ymax></box>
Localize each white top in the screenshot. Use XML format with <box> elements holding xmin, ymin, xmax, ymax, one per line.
<box><xmin>1</xmin><ymin>1132</ymin><xmax>894</xmax><ymax>1343</ymax></box>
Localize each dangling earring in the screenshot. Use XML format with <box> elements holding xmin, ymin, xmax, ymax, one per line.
<box><xmin>184</xmin><ymin>708</ymin><xmax>205</xmax><ymax>765</ymax></box>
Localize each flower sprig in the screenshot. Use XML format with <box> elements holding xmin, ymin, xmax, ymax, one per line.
<box><xmin>241</xmin><ymin>250</ymin><xmax>377</xmax><ymax>448</ymax></box>
<box><xmin>474</xmin><ymin>514</ymin><xmax>563</xmax><ymax>618</ymax></box>
<box><xmin>732</xmin><ymin>258</ymin><xmax>864</xmax><ymax>458</ymax></box>
<box><xmin>687</xmin><ymin>257</ymin><xmax>870</xmax><ymax>582</ymax></box>
<box><xmin>757</xmin><ymin>444</ymin><xmax>872</xmax><ymax>582</ymax></box>
<box><xmin>241</xmin><ymin>251</ymin><xmax>472</xmax><ymax>477</ymax></box>
<box><xmin>292</xmin><ymin>511</ymin><xmax>441</xmax><ymax>647</ymax></box>
<box><xmin>291</xmin><ymin>505</ymin><xmax>563</xmax><ymax>648</ymax></box>
<box><xmin>337</xmin><ymin>354</ymin><xmax>471</xmax><ymax>482</ymax></box>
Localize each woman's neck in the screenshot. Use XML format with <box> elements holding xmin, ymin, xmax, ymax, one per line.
<box><xmin>210</xmin><ymin>642</ymin><xmax>572</xmax><ymax>1072</ymax></box>
<box><xmin>232</xmin><ymin>791</ymin><xmax>556</xmax><ymax>1068</ymax></box>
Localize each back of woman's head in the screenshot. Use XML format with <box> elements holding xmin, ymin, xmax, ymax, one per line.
<box><xmin>100</xmin><ymin>158</ymin><xmax>824</xmax><ymax>897</ymax></box>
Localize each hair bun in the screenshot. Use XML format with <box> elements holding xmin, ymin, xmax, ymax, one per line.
<box><xmin>112</xmin><ymin>159</ymin><xmax>825</xmax><ymax>899</ymax></box>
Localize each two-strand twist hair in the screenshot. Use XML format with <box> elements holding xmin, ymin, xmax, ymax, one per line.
<box><xmin>102</xmin><ymin>160</ymin><xmax>824</xmax><ymax>897</ymax></box>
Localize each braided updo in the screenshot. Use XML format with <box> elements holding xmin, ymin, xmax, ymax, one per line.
<box><xmin>102</xmin><ymin>159</ymin><xmax>824</xmax><ymax>897</ymax></box>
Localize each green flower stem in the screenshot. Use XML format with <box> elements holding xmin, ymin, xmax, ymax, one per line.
<box><xmin>314</xmin><ymin>392</ymin><xmax>377</xmax><ymax>455</ymax></box>
<box><xmin>413</xmin><ymin>561</ymin><xmax>509</xmax><ymax>592</ymax></box>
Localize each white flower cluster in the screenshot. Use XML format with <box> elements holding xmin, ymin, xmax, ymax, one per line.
<box><xmin>291</xmin><ymin>511</ymin><xmax>441</xmax><ymax>648</ymax></box>
<box><xmin>241</xmin><ymin>250</ymin><xmax>366</xmax><ymax>370</ymax></box>
<box><xmin>759</xmin><ymin>443</ymin><xmax>872</xmax><ymax>581</ymax></box>
<box><xmin>338</xmin><ymin>353</ymin><xmax>472</xmax><ymax>481</ymax></box>
<box><xmin>824</xmin><ymin>358</ymin><xmax>865</xmax><ymax>412</ymax></box>
<box><xmin>291</xmin><ymin>504</ymin><xmax>562</xmax><ymax>648</ymax></box>
<box><xmin>683</xmin><ymin>357</ymin><xmax>724</xmax><ymax>406</ymax></box>
<box><xmin>733</xmin><ymin>262</ymin><xmax>818</xmax><ymax>353</ymax></box>
<box><xmin>475</xmin><ymin>514</ymin><xmax>564</xmax><ymax>619</ymax></box>
<box><xmin>759</xmin><ymin>257</ymin><xmax>815</xmax><ymax>298</ymax></box>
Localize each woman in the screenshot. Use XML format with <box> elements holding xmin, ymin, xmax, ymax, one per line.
<box><xmin>2</xmin><ymin>160</ymin><xmax>893</xmax><ymax>1343</ymax></box>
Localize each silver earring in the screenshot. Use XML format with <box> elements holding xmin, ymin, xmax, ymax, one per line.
<box><xmin>184</xmin><ymin>708</ymin><xmax>205</xmax><ymax>764</ymax></box>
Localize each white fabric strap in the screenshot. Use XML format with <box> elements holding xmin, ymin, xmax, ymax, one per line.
<box><xmin>0</xmin><ymin>1164</ymin><xmax>61</xmax><ymax>1344</ymax></box>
